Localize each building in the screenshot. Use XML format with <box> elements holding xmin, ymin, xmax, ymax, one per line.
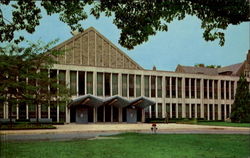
<box><xmin>0</xmin><ymin>27</ymin><xmax>249</xmax><ymax>123</ymax></box>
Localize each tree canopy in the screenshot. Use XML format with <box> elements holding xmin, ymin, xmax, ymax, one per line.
<box><xmin>230</xmin><ymin>75</ymin><xmax>250</xmax><ymax>123</ymax></box>
<box><xmin>0</xmin><ymin>40</ymin><xmax>70</xmax><ymax>123</ymax></box>
<box><xmin>1</xmin><ymin>0</ymin><xmax>249</xmax><ymax>49</ymax></box>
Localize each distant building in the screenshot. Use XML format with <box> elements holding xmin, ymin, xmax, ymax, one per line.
<box><xmin>1</xmin><ymin>27</ymin><xmax>249</xmax><ymax>123</ymax></box>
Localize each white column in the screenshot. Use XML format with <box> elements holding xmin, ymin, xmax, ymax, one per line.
<box><xmin>224</xmin><ymin>104</ymin><xmax>227</xmax><ymax>119</ymax></box>
<box><xmin>6</xmin><ymin>102</ymin><xmax>8</xmax><ymax>118</ymax></box>
<box><xmin>127</xmin><ymin>74</ymin><xmax>129</xmax><ymax>98</ymax></box>
<box><xmin>26</xmin><ymin>104</ymin><xmax>29</xmax><ymax>119</ymax></box>
<box><xmin>212</xmin><ymin>104</ymin><xmax>215</xmax><ymax>120</ymax></box>
<box><xmin>170</xmin><ymin>103</ymin><xmax>172</xmax><ymax>118</ymax></box>
<box><xmin>93</xmin><ymin>71</ymin><xmax>97</xmax><ymax>96</ymax></box>
<box><xmin>3</xmin><ymin>102</ymin><xmax>6</xmax><ymax>119</ymax></box>
<box><xmin>162</xmin><ymin>76</ymin><xmax>166</xmax><ymax>118</ymax></box>
<box><xmin>118</xmin><ymin>73</ymin><xmax>122</xmax><ymax>96</ymax></box>
<box><xmin>224</xmin><ymin>81</ymin><xmax>226</xmax><ymax>100</ymax></box>
<box><xmin>189</xmin><ymin>78</ymin><xmax>191</xmax><ymax>99</ymax></box>
<box><xmin>111</xmin><ymin>73</ymin><xmax>113</xmax><ymax>96</ymax></box>
<box><xmin>38</xmin><ymin>104</ymin><xmax>41</xmax><ymax>119</ymax></box>
<box><xmin>189</xmin><ymin>103</ymin><xmax>192</xmax><ymax>118</ymax></box>
<box><xmin>195</xmin><ymin>104</ymin><xmax>197</xmax><ymax>118</ymax></box>
<box><xmin>66</xmin><ymin>107</ymin><xmax>70</xmax><ymax>123</ymax></box>
<box><xmin>207</xmin><ymin>80</ymin><xmax>209</xmax><ymax>99</ymax></box>
<box><xmin>201</xmin><ymin>79</ymin><xmax>204</xmax><ymax>118</ymax></box>
<box><xmin>170</xmin><ymin>77</ymin><xmax>172</xmax><ymax>98</ymax></box>
<box><xmin>207</xmin><ymin>104</ymin><xmax>210</xmax><ymax>120</ymax></box>
<box><xmin>229</xmin><ymin>81</ymin><xmax>232</xmax><ymax>100</ymax></box>
<box><xmin>48</xmin><ymin>105</ymin><xmax>50</xmax><ymax>119</ymax></box>
<box><xmin>141</xmin><ymin>75</ymin><xmax>145</xmax><ymax>96</ymax></box>
<box><xmin>175</xmin><ymin>77</ymin><xmax>178</xmax><ymax>98</ymax></box>
<box><xmin>16</xmin><ymin>103</ymin><xmax>19</xmax><ymax>120</ymax></box>
<box><xmin>182</xmin><ymin>77</ymin><xmax>185</xmax><ymax>118</ymax></box>
<box><xmin>194</xmin><ymin>79</ymin><xmax>197</xmax><ymax>99</ymax></box>
<box><xmin>76</xmin><ymin>71</ymin><xmax>79</xmax><ymax>96</ymax></box>
<box><xmin>218</xmin><ymin>104</ymin><xmax>222</xmax><ymax>120</ymax></box>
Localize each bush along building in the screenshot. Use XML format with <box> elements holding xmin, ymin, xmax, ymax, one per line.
<box><xmin>1</xmin><ymin>27</ymin><xmax>249</xmax><ymax>123</ymax></box>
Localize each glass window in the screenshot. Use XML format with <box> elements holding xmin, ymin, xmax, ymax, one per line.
<box><xmin>191</xmin><ymin>79</ymin><xmax>195</xmax><ymax>98</ymax></box>
<box><xmin>87</xmin><ymin>72</ymin><xmax>93</xmax><ymax>94</ymax></box>
<box><xmin>144</xmin><ymin>76</ymin><xmax>149</xmax><ymax>97</ymax></box>
<box><xmin>151</xmin><ymin>76</ymin><xmax>156</xmax><ymax>97</ymax></box>
<box><xmin>185</xmin><ymin>104</ymin><xmax>189</xmax><ymax>118</ymax></box>
<box><xmin>70</xmin><ymin>71</ymin><xmax>77</xmax><ymax>95</ymax></box>
<box><xmin>157</xmin><ymin>77</ymin><xmax>162</xmax><ymax>98</ymax></box>
<box><xmin>122</xmin><ymin>74</ymin><xmax>127</xmax><ymax>97</ymax></box>
<box><xmin>158</xmin><ymin>103</ymin><xmax>162</xmax><ymax>118</ymax></box>
<box><xmin>129</xmin><ymin>75</ymin><xmax>134</xmax><ymax>97</ymax></box>
<box><xmin>105</xmin><ymin>73</ymin><xmax>111</xmax><ymax>96</ymax></box>
<box><xmin>178</xmin><ymin>78</ymin><xmax>182</xmax><ymax>98</ymax></box>
<box><xmin>78</xmin><ymin>71</ymin><xmax>85</xmax><ymax>95</ymax></box>
<box><xmin>209</xmin><ymin>80</ymin><xmax>213</xmax><ymax>99</ymax></box>
<box><xmin>214</xmin><ymin>80</ymin><xmax>218</xmax><ymax>99</ymax></box>
<box><xmin>197</xmin><ymin>79</ymin><xmax>201</xmax><ymax>98</ymax></box>
<box><xmin>185</xmin><ymin>78</ymin><xmax>189</xmax><ymax>98</ymax></box>
<box><xmin>50</xmin><ymin>70</ymin><xmax>57</xmax><ymax>95</ymax></box>
<box><xmin>136</xmin><ymin>75</ymin><xmax>141</xmax><ymax>97</ymax></box>
<box><xmin>97</xmin><ymin>73</ymin><xmax>103</xmax><ymax>96</ymax></box>
<box><xmin>231</xmin><ymin>81</ymin><xmax>234</xmax><ymax>99</ymax></box>
<box><xmin>166</xmin><ymin>77</ymin><xmax>170</xmax><ymax>98</ymax></box>
<box><xmin>172</xmin><ymin>77</ymin><xmax>176</xmax><ymax>98</ymax></box>
<box><xmin>178</xmin><ymin>104</ymin><xmax>182</xmax><ymax>118</ymax></box>
<box><xmin>204</xmin><ymin>79</ymin><xmax>208</xmax><ymax>99</ymax></box>
<box><xmin>112</xmin><ymin>74</ymin><xmax>118</xmax><ymax>95</ymax></box>
<box><xmin>151</xmin><ymin>105</ymin><xmax>156</xmax><ymax>118</ymax></box>
<box><xmin>59</xmin><ymin>70</ymin><xmax>66</xmax><ymax>93</ymax></box>
<box><xmin>172</xmin><ymin>104</ymin><xmax>176</xmax><ymax>118</ymax></box>
<box><xmin>221</xmin><ymin>81</ymin><xmax>224</xmax><ymax>99</ymax></box>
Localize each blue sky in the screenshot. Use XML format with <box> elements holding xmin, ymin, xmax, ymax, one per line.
<box><xmin>3</xmin><ymin>4</ymin><xmax>250</xmax><ymax>71</ymax></box>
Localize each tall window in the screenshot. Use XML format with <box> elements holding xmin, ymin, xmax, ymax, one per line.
<box><xmin>172</xmin><ymin>104</ymin><xmax>176</xmax><ymax>118</ymax></box>
<box><xmin>197</xmin><ymin>79</ymin><xmax>201</xmax><ymax>98</ymax></box>
<box><xmin>204</xmin><ymin>79</ymin><xmax>208</xmax><ymax>99</ymax></box>
<box><xmin>144</xmin><ymin>76</ymin><xmax>149</xmax><ymax>97</ymax></box>
<box><xmin>129</xmin><ymin>75</ymin><xmax>134</xmax><ymax>97</ymax></box>
<box><xmin>122</xmin><ymin>74</ymin><xmax>127</xmax><ymax>97</ymax></box>
<box><xmin>172</xmin><ymin>77</ymin><xmax>176</xmax><ymax>98</ymax></box>
<box><xmin>221</xmin><ymin>81</ymin><xmax>224</xmax><ymax>99</ymax></box>
<box><xmin>215</xmin><ymin>104</ymin><xmax>218</xmax><ymax>120</ymax></box>
<box><xmin>178</xmin><ymin>78</ymin><xmax>182</xmax><ymax>98</ymax></box>
<box><xmin>97</xmin><ymin>73</ymin><xmax>103</xmax><ymax>96</ymax></box>
<box><xmin>191</xmin><ymin>104</ymin><xmax>195</xmax><ymax>118</ymax></box>
<box><xmin>151</xmin><ymin>76</ymin><xmax>156</xmax><ymax>97</ymax></box>
<box><xmin>191</xmin><ymin>79</ymin><xmax>195</xmax><ymax>98</ymax></box>
<box><xmin>158</xmin><ymin>103</ymin><xmax>162</xmax><ymax>118</ymax></box>
<box><xmin>0</xmin><ymin>100</ymin><xmax>3</xmax><ymax>118</ymax></box>
<box><xmin>157</xmin><ymin>77</ymin><xmax>162</xmax><ymax>98</ymax></box>
<box><xmin>178</xmin><ymin>104</ymin><xmax>182</xmax><ymax>118</ymax></box>
<box><xmin>166</xmin><ymin>103</ymin><xmax>170</xmax><ymax>118</ymax></box>
<box><xmin>105</xmin><ymin>73</ymin><xmax>111</xmax><ymax>96</ymax></box>
<box><xmin>136</xmin><ymin>75</ymin><xmax>141</xmax><ymax>97</ymax></box>
<box><xmin>209</xmin><ymin>80</ymin><xmax>213</xmax><ymax>99</ymax></box>
<box><xmin>185</xmin><ymin>78</ymin><xmax>189</xmax><ymax>98</ymax></box>
<box><xmin>226</xmin><ymin>81</ymin><xmax>229</xmax><ymax>100</ymax></box>
<box><xmin>231</xmin><ymin>81</ymin><xmax>234</xmax><ymax>99</ymax></box>
<box><xmin>166</xmin><ymin>77</ymin><xmax>170</xmax><ymax>98</ymax></box>
<box><xmin>214</xmin><ymin>80</ymin><xmax>218</xmax><ymax>99</ymax></box>
<box><xmin>151</xmin><ymin>105</ymin><xmax>156</xmax><ymax>118</ymax></box>
<box><xmin>70</xmin><ymin>71</ymin><xmax>77</xmax><ymax>95</ymax></box>
<box><xmin>87</xmin><ymin>72</ymin><xmax>93</xmax><ymax>94</ymax></box>
<box><xmin>78</xmin><ymin>71</ymin><xmax>85</xmax><ymax>95</ymax></box>
<box><xmin>185</xmin><ymin>104</ymin><xmax>189</xmax><ymax>118</ymax></box>
<box><xmin>112</xmin><ymin>74</ymin><xmax>118</xmax><ymax>95</ymax></box>
<box><xmin>197</xmin><ymin>104</ymin><xmax>201</xmax><ymax>118</ymax></box>
<box><xmin>50</xmin><ymin>70</ymin><xmax>57</xmax><ymax>95</ymax></box>
<box><xmin>204</xmin><ymin>104</ymin><xmax>208</xmax><ymax>120</ymax></box>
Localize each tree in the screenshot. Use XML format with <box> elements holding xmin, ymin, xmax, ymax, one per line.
<box><xmin>194</xmin><ymin>64</ymin><xmax>221</xmax><ymax>68</ymax></box>
<box><xmin>0</xmin><ymin>41</ymin><xmax>70</xmax><ymax>124</ymax></box>
<box><xmin>230</xmin><ymin>75</ymin><xmax>250</xmax><ymax>123</ymax></box>
<box><xmin>0</xmin><ymin>0</ymin><xmax>249</xmax><ymax>49</ymax></box>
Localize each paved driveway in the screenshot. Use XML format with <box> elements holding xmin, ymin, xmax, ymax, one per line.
<box><xmin>1</xmin><ymin>123</ymin><xmax>249</xmax><ymax>141</ymax></box>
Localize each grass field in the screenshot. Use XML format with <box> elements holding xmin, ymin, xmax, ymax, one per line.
<box><xmin>197</xmin><ymin>121</ymin><xmax>250</xmax><ymax>127</ymax></box>
<box><xmin>1</xmin><ymin>133</ymin><xmax>250</xmax><ymax>158</ymax></box>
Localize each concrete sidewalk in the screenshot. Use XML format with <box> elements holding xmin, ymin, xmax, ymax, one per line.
<box><xmin>1</xmin><ymin>123</ymin><xmax>250</xmax><ymax>135</ymax></box>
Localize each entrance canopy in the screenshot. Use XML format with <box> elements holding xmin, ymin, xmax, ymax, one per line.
<box><xmin>68</xmin><ymin>94</ymin><xmax>103</xmax><ymax>108</ymax></box>
<box><xmin>68</xmin><ymin>94</ymin><xmax>155</xmax><ymax>109</ymax></box>
<box><xmin>129</xmin><ymin>96</ymin><xmax>155</xmax><ymax>109</ymax></box>
<box><xmin>103</xmin><ymin>96</ymin><xmax>130</xmax><ymax>108</ymax></box>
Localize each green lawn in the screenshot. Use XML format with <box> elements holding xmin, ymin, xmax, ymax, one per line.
<box><xmin>1</xmin><ymin>133</ymin><xmax>250</xmax><ymax>158</ymax></box>
<box><xmin>196</xmin><ymin>121</ymin><xmax>250</xmax><ymax>127</ymax></box>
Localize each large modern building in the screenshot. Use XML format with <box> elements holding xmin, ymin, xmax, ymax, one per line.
<box><xmin>1</xmin><ymin>27</ymin><xmax>249</xmax><ymax>123</ymax></box>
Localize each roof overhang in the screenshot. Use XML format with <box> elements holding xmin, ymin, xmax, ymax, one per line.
<box><xmin>68</xmin><ymin>94</ymin><xmax>103</xmax><ymax>108</ymax></box>
<box><xmin>103</xmin><ymin>95</ymin><xmax>130</xmax><ymax>108</ymax></box>
<box><xmin>128</xmin><ymin>97</ymin><xmax>155</xmax><ymax>109</ymax></box>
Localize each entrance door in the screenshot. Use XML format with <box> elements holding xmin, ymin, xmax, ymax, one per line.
<box><xmin>76</xmin><ymin>107</ymin><xmax>88</xmax><ymax>123</ymax></box>
<box><xmin>19</xmin><ymin>102</ymin><xmax>26</xmax><ymax>120</ymax></box>
<box><xmin>127</xmin><ymin>108</ymin><xmax>137</xmax><ymax>123</ymax></box>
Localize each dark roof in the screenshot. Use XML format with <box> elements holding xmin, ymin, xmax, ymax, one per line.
<box><xmin>176</xmin><ymin>63</ymin><xmax>243</xmax><ymax>76</ymax></box>
<box><xmin>218</xmin><ymin>63</ymin><xmax>243</xmax><ymax>75</ymax></box>
<box><xmin>68</xmin><ymin>94</ymin><xmax>103</xmax><ymax>108</ymax></box>
<box><xmin>103</xmin><ymin>95</ymin><xmax>130</xmax><ymax>108</ymax></box>
<box><xmin>176</xmin><ymin>65</ymin><xmax>218</xmax><ymax>75</ymax></box>
<box><xmin>129</xmin><ymin>97</ymin><xmax>155</xmax><ymax>109</ymax></box>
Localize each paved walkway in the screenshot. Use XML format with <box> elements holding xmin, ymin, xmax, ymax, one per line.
<box><xmin>1</xmin><ymin>123</ymin><xmax>249</xmax><ymax>141</ymax></box>
<box><xmin>1</xmin><ymin>123</ymin><xmax>249</xmax><ymax>135</ymax></box>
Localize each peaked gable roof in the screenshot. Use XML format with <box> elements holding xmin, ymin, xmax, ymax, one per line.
<box><xmin>54</xmin><ymin>27</ymin><xmax>143</xmax><ymax>70</ymax></box>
